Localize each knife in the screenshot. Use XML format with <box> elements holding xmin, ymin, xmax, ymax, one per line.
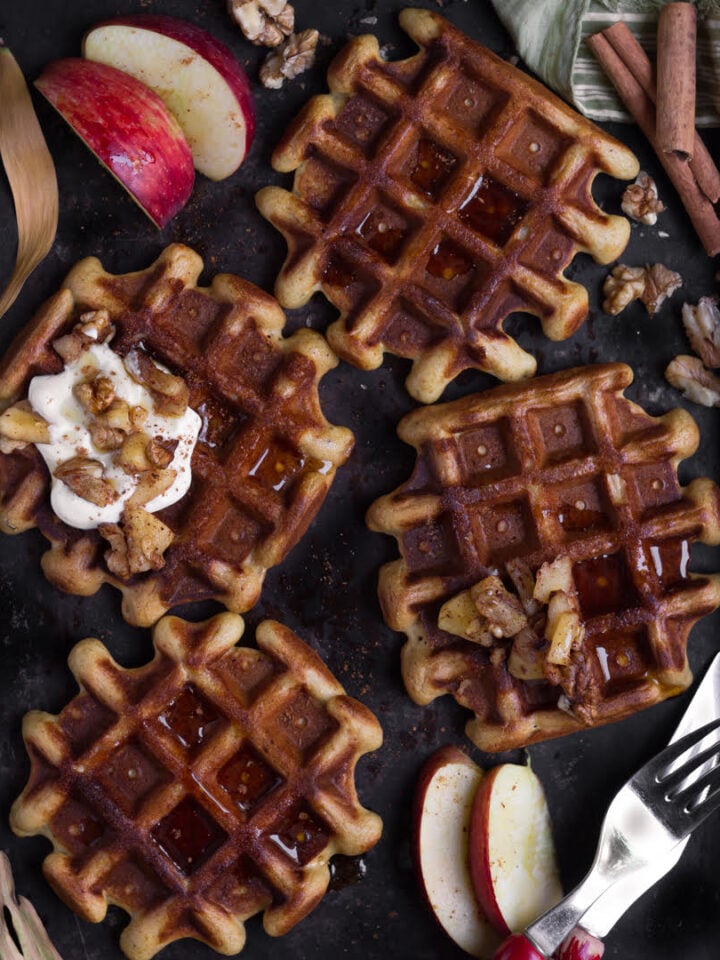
<box><xmin>493</xmin><ymin>651</ymin><xmax>720</xmax><ymax>960</ymax></box>
<box><xmin>569</xmin><ymin>651</ymin><xmax>720</xmax><ymax>955</ymax></box>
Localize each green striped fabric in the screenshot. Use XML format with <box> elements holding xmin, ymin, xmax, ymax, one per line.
<box><xmin>490</xmin><ymin>0</ymin><xmax>720</xmax><ymax>126</ymax></box>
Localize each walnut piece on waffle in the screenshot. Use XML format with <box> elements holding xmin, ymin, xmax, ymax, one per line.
<box><xmin>0</xmin><ymin>244</ymin><xmax>353</xmax><ymax>626</ymax></box>
<box><xmin>367</xmin><ymin>363</ymin><xmax>720</xmax><ymax>751</ymax></box>
<box><xmin>256</xmin><ymin>8</ymin><xmax>638</xmax><ymax>403</ymax></box>
<box><xmin>10</xmin><ymin>612</ymin><xmax>383</xmax><ymax>960</ymax></box>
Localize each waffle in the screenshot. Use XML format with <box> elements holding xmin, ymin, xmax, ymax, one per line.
<box><xmin>0</xmin><ymin>244</ymin><xmax>353</xmax><ymax>626</ymax></box>
<box><xmin>256</xmin><ymin>8</ymin><xmax>639</xmax><ymax>404</ymax></box>
<box><xmin>367</xmin><ymin>363</ymin><xmax>720</xmax><ymax>751</ymax></box>
<box><xmin>10</xmin><ymin>612</ymin><xmax>383</xmax><ymax>960</ymax></box>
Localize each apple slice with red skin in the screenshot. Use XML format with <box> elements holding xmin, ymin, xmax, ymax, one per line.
<box><xmin>82</xmin><ymin>15</ymin><xmax>255</xmax><ymax>181</ymax></box>
<box><xmin>469</xmin><ymin>763</ymin><xmax>563</xmax><ymax>938</ymax></box>
<box><xmin>555</xmin><ymin>928</ymin><xmax>605</xmax><ymax>960</ymax></box>
<box><xmin>414</xmin><ymin>745</ymin><xmax>500</xmax><ymax>958</ymax></box>
<box><xmin>35</xmin><ymin>58</ymin><xmax>194</xmax><ymax>228</ymax></box>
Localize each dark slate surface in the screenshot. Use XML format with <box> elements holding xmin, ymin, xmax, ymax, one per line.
<box><xmin>0</xmin><ymin>1</ymin><xmax>719</xmax><ymax>959</ymax></box>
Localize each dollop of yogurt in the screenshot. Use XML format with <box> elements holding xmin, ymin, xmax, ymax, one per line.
<box><xmin>28</xmin><ymin>342</ymin><xmax>201</xmax><ymax>530</ymax></box>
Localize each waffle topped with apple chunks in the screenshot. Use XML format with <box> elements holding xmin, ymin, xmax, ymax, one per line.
<box><xmin>256</xmin><ymin>8</ymin><xmax>639</xmax><ymax>404</ymax></box>
<box><xmin>0</xmin><ymin>244</ymin><xmax>353</xmax><ymax>627</ymax></box>
<box><xmin>10</xmin><ymin>612</ymin><xmax>383</xmax><ymax>960</ymax></box>
<box><xmin>367</xmin><ymin>363</ymin><xmax>720</xmax><ymax>751</ymax></box>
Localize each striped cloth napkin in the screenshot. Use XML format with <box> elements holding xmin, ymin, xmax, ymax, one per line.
<box><xmin>490</xmin><ymin>0</ymin><xmax>720</xmax><ymax>125</ymax></box>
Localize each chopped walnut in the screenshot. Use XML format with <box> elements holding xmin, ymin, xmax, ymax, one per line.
<box><xmin>602</xmin><ymin>263</ymin><xmax>682</xmax><ymax>316</ymax></box>
<box><xmin>124</xmin><ymin>348</ymin><xmax>188</xmax><ymax>417</ymax></box>
<box><xmin>54</xmin><ymin>456</ymin><xmax>117</xmax><ymax>506</ymax></box>
<box><xmin>52</xmin><ymin>309</ymin><xmax>114</xmax><ymax>362</ymax></box>
<box><xmin>602</xmin><ymin>265</ymin><xmax>646</xmax><ymax>315</ymax></box>
<box><xmin>100</xmin><ymin>505</ymin><xmax>174</xmax><ymax>579</ymax></box>
<box><xmin>116</xmin><ymin>432</ymin><xmax>177</xmax><ymax>474</ymax></box>
<box><xmin>88</xmin><ymin>420</ymin><xmax>125</xmax><ymax>452</ymax></box>
<box><xmin>74</xmin><ymin>375</ymin><xmax>115</xmax><ymax>415</ymax></box>
<box><xmin>470</xmin><ymin>575</ymin><xmax>527</xmax><ymax>639</ymax></box>
<box><xmin>0</xmin><ymin>401</ymin><xmax>49</xmax><ymax>451</ymax></box>
<box><xmin>228</xmin><ymin>0</ymin><xmax>294</xmax><ymax>46</ymax></box>
<box><xmin>260</xmin><ymin>28</ymin><xmax>318</xmax><ymax>89</ymax></box>
<box><xmin>642</xmin><ymin>264</ymin><xmax>683</xmax><ymax>314</ymax></box>
<box><xmin>508</xmin><ymin>626</ymin><xmax>547</xmax><ymax>681</ymax></box>
<box><xmin>621</xmin><ymin>172</ymin><xmax>665</xmax><ymax>225</ymax></box>
<box><xmin>681</xmin><ymin>297</ymin><xmax>720</xmax><ymax>368</ymax></box>
<box><xmin>146</xmin><ymin>437</ymin><xmax>177</xmax><ymax>468</ymax></box>
<box><xmin>665</xmin><ymin>354</ymin><xmax>720</xmax><ymax>407</ymax></box>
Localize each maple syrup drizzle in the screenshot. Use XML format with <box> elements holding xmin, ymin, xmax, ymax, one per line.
<box><xmin>218</xmin><ymin>746</ymin><xmax>281</xmax><ymax>811</ymax></box>
<box><xmin>458</xmin><ymin>174</ymin><xmax>528</xmax><ymax>246</ymax></box>
<box><xmin>649</xmin><ymin>539</ymin><xmax>690</xmax><ymax>586</ymax></box>
<box><xmin>269</xmin><ymin>806</ymin><xmax>329</xmax><ymax>866</ymax></box>
<box><xmin>158</xmin><ymin>685</ymin><xmax>221</xmax><ymax>751</ymax></box>
<box><xmin>356</xmin><ymin>209</ymin><xmax>406</xmax><ymax>261</ymax></box>
<box><xmin>322</xmin><ymin>254</ymin><xmax>358</xmax><ymax>289</ymax></box>
<box><xmin>573</xmin><ymin>554</ymin><xmax>638</xmax><ymax>619</ymax></box>
<box><xmin>426</xmin><ymin>239</ymin><xmax>473</xmax><ymax>281</ymax></box>
<box><xmin>409</xmin><ymin>138</ymin><xmax>457</xmax><ymax>197</ymax></box>
<box><xmin>248</xmin><ymin>445</ymin><xmax>304</xmax><ymax>492</ymax></box>
<box><xmin>151</xmin><ymin>796</ymin><xmax>227</xmax><ymax>875</ymax></box>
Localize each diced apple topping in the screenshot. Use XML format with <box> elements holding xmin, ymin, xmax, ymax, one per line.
<box><xmin>0</xmin><ymin>401</ymin><xmax>50</xmax><ymax>452</ymax></box>
<box><xmin>124</xmin><ymin>347</ymin><xmax>189</xmax><ymax>417</ymax></box>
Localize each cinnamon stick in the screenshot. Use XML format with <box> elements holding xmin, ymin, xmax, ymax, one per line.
<box><xmin>656</xmin><ymin>3</ymin><xmax>697</xmax><ymax>159</ymax></box>
<box><xmin>586</xmin><ymin>31</ymin><xmax>720</xmax><ymax>257</ymax></box>
<box><xmin>601</xmin><ymin>21</ymin><xmax>720</xmax><ymax>204</ymax></box>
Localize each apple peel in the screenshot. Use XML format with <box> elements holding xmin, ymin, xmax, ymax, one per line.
<box><xmin>83</xmin><ymin>15</ymin><xmax>255</xmax><ymax>181</ymax></box>
<box><xmin>413</xmin><ymin>746</ymin><xmax>501</xmax><ymax>958</ymax></box>
<box><xmin>469</xmin><ymin>763</ymin><xmax>563</xmax><ymax>938</ymax></box>
<box><xmin>35</xmin><ymin>58</ymin><xmax>194</xmax><ymax>228</ymax></box>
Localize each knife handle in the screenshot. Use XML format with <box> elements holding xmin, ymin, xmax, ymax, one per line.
<box><xmin>492</xmin><ymin>933</ymin><xmax>545</xmax><ymax>960</ymax></box>
<box><xmin>492</xmin><ymin>928</ymin><xmax>605</xmax><ymax>960</ymax></box>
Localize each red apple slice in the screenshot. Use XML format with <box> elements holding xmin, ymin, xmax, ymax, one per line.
<box><xmin>35</xmin><ymin>58</ymin><xmax>193</xmax><ymax>228</ymax></box>
<box><xmin>414</xmin><ymin>745</ymin><xmax>500</xmax><ymax>957</ymax></box>
<box><xmin>82</xmin><ymin>15</ymin><xmax>255</xmax><ymax>181</ymax></box>
<box><xmin>469</xmin><ymin>763</ymin><xmax>563</xmax><ymax>937</ymax></box>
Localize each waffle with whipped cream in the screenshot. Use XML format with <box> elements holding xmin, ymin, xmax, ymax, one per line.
<box><xmin>0</xmin><ymin>244</ymin><xmax>353</xmax><ymax>626</ymax></box>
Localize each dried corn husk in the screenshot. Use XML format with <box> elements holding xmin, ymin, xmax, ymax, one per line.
<box><xmin>0</xmin><ymin>851</ymin><xmax>64</xmax><ymax>960</ymax></box>
<box><xmin>0</xmin><ymin>43</ymin><xmax>58</xmax><ymax>320</ymax></box>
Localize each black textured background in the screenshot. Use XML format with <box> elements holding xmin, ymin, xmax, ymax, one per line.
<box><xmin>0</xmin><ymin>1</ymin><xmax>719</xmax><ymax>959</ymax></box>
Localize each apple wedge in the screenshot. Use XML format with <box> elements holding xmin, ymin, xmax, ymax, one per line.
<box><xmin>414</xmin><ymin>745</ymin><xmax>500</xmax><ymax>957</ymax></box>
<box><xmin>469</xmin><ymin>763</ymin><xmax>563</xmax><ymax>937</ymax></box>
<box><xmin>35</xmin><ymin>58</ymin><xmax>193</xmax><ymax>228</ymax></box>
<box><xmin>83</xmin><ymin>15</ymin><xmax>255</xmax><ymax>181</ymax></box>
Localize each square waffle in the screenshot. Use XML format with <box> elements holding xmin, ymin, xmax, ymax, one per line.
<box><xmin>367</xmin><ymin>363</ymin><xmax>720</xmax><ymax>751</ymax></box>
<box><xmin>0</xmin><ymin>244</ymin><xmax>353</xmax><ymax>626</ymax></box>
<box><xmin>10</xmin><ymin>612</ymin><xmax>383</xmax><ymax>960</ymax></box>
<box><xmin>256</xmin><ymin>8</ymin><xmax>639</xmax><ymax>403</ymax></box>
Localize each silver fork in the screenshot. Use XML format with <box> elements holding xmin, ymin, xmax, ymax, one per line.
<box><xmin>493</xmin><ymin>717</ymin><xmax>720</xmax><ymax>960</ymax></box>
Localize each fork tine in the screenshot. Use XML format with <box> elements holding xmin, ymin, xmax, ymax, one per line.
<box><xmin>681</xmin><ymin>775</ymin><xmax>720</xmax><ymax>832</ymax></box>
<box><xmin>643</xmin><ymin>718</ymin><xmax>720</xmax><ymax>781</ymax></box>
<box><xmin>659</xmin><ymin>740</ymin><xmax>720</xmax><ymax>795</ymax></box>
<box><xmin>673</xmin><ymin>763</ymin><xmax>720</xmax><ymax>813</ymax></box>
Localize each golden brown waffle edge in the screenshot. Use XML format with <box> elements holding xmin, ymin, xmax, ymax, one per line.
<box><xmin>0</xmin><ymin>244</ymin><xmax>354</xmax><ymax>626</ymax></box>
<box><xmin>256</xmin><ymin>8</ymin><xmax>639</xmax><ymax>403</ymax></box>
<box><xmin>10</xmin><ymin>611</ymin><xmax>383</xmax><ymax>960</ymax></box>
<box><xmin>367</xmin><ymin>363</ymin><xmax>720</xmax><ymax>751</ymax></box>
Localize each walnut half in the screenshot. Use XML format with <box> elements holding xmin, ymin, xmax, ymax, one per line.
<box><xmin>621</xmin><ymin>172</ymin><xmax>665</xmax><ymax>225</ymax></box>
<box><xmin>665</xmin><ymin>354</ymin><xmax>720</xmax><ymax>407</ymax></box>
<box><xmin>260</xmin><ymin>28</ymin><xmax>319</xmax><ymax>89</ymax></box>
<box><xmin>228</xmin><ymin>0</ymin><xmax>294</xmax><ymax>46</ymax></box>
<box><xmin>100</xmin><ymin>504</ymin><xmax>174</xmax><ymax>579</ymax></box>
<box><xmin>603</xmin><ymin>263</ymin><xmax>682</xmax><ymax>316</ymax></box>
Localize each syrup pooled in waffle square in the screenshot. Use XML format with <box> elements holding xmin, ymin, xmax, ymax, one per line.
<box><xmin>256</xmin><ymin>8</ymin><xmax>639</xmax><ymax>403</ymax></box>
<box><xmin>10</xmin><ymin>612</ymin><xmax>383</xmax><ymax>960</ymax></box>
<box><xmin>0</xmin><ymin>244</ymin><xmax>353</xmax><ymax>627</ymax></box>
<box><xmin>367</xmin><ymin>363</ymin><xmax>720</xmax><ymax>751</ymax></box>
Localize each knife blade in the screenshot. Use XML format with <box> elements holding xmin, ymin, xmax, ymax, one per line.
<box><xmin>576</xmin><ymin>651</ymin><xmax>720</xmax><ymax>940</ymax></box>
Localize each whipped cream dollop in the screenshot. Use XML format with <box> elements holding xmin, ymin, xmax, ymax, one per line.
<box><xmin>28</xmin><ymin>341</ymin><xmax>201</xmax><ymax>530</ymax></box>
